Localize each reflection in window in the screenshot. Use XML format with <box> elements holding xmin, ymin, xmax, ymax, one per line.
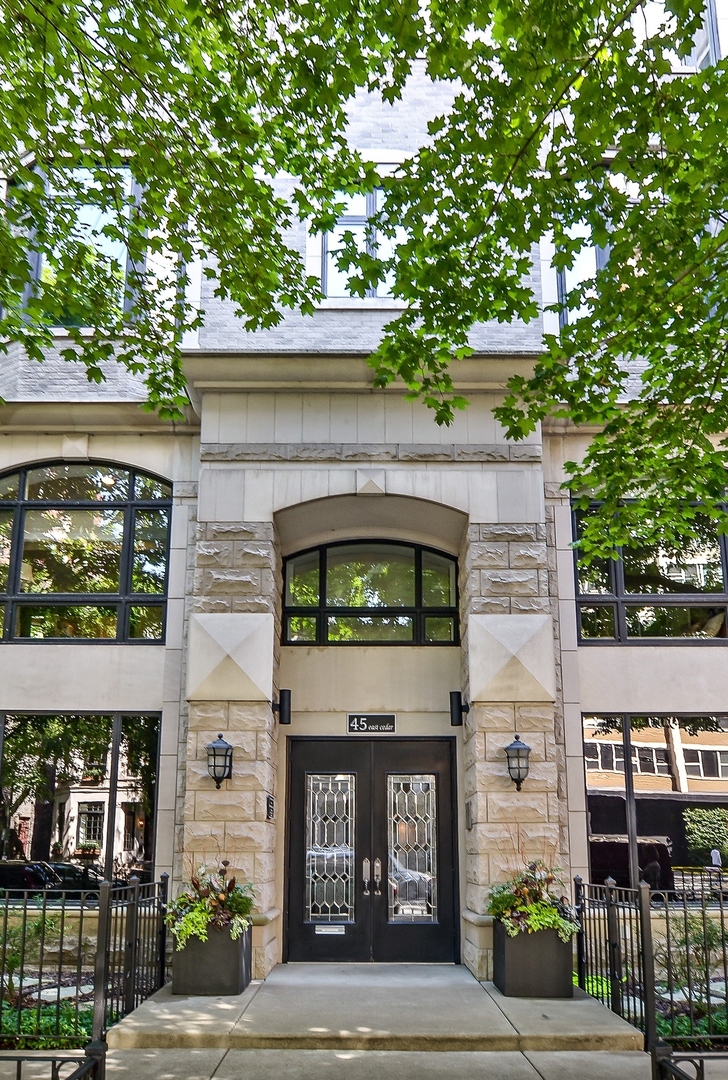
<box><xmin>575</xmin><ymin>507</ymin><xmax>728</xmax><ymax>644</ymax></box>
<box><xmin>32</xmin><ymin>168</ymin><xmax>136</xmax><ymax>329</ymax></box>
<box><xmin>1</xmin><ymin>712</ymin><xmax>160</xmax><ymax>865</ymax></box>
<box><xmin>284</xmin><ymin>542</ymin><xmax>458</xmax><ymax>646</ymax></box>
<box><xmin>322</xmin><ymin>190</ymin><xmax>397</xmax><ymax>299</ymax></box>
<box><xmin>0</xmin><ymin>462</ymin><xmax>171</xmax><ymax>641</ymax></box>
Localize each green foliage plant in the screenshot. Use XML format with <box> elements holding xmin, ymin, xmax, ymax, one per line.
<box><xmin>683</xmin><ymin>808</ymin><xmax>728</xmax><ymax>865</ymax></box>
<box><xmin>0</xmin><ymin>910</ymin><xmax>59</xmax><ymax>1004</ymax></box>
<box><xmin>0</xmin><ymin>1001</ymin><xmax>93</xmax><ymax>1049</ymax></box>
<box><xmin>487</xmin><ymin>860</ymin><xmax>579</xmax><ymax>943</ymax></box>
<box><xmin>165</xmin><ymin>861</ymin><xmax>254</xmax><ymax>951</ymax></box>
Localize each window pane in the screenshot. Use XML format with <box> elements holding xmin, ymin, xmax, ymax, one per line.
<box><xmin>424</xmin><ymin>616</ymin><xmax>455</xmax><ymax>642</ymax></box>
<box><xmin>579</xmin><ymin>605</ymin><xmax>616</xmax><ymax>638</ymax></box>
<box><xmin>574</xmin><ymin>511</ymin><xmax>612</xmax><ymax>593</ymax></box>
<box><xmin>134</xmin><ymin>475</ymin><xmax>172</xmax><ymax>500</ymax></box>
<box><xmin>623</xmin><ymin>518</ymin><xmax>724</xmax><ymax>594</ymax></box>
<box><xmin>326</xmin><ymin>544</ymin><xmax>415</xmax><ymax>607</ymax></box>
<box><xmin>625</xmin><ymin>606</ymin><xmax>726</xmax><ymax>638</ymax></box>
<box><xmin>129</xmin><ymin>605</ymin><xmax>164</xmax><ymax>640</ymax></box>
<box><xmin>577</xmin><ymin>558</ymin><xmax>612</xmax><ymax>594</ymax></box>
<box><xmin>132</xmin><ymin>510</ymin><xmax>169</xmax><ymax>593</ymax></box>
<box><xmin>0</xmin><ymin>474</ymin><xmax>19</xmax><ymax>499</ymax></box>
<box><xmin>327</xmin><ymin>615</ymin><xmax>413</xmax><ymax>642</ymax></box>
<box><xmin>26</xmin><ymin>464</ymin><xmax>129</xmax><ymax>502</ymax></box>
<box><xmin>325</xmin><ymin>223</ymin><xmax>368</xmax><ymax>298</ymax></box>
<box><xmin>584</xmin><ymin>742</ymin><xmax>599</xmax><ymax>768</ymax></box>
<box><xmin>702</xmin><ymin>750</ymin><xmax>719</xmax><ymax>778</ymax></box>
<box><xmin>637</xmin><ymin>747</ymin><xmax>656</xmax><ymax>774</ymax></box>
<box><xmin>15</xmin><ymin>605</ymin><xmax>118</xmax><ymax>638</ymax></box>
<box><xmin>0</xmin><ymin>510</ymin><xmax>13</xmax><ymax>592</ymax></box>
<box><xmin>287</xmin><ymin>615</ymin><xmax>317</xmax><ymax>642</ymax></box>
<box><xmin>21</xmin><ymin>509</ymin><xmax>123</xmax><ymax>592</ymax></box>
<box><xmin>286</xmin><ymin>551</ymin><xmax>320</xmax><ymax>606</ymax></box>
<box><xmin>422</xmin><ymin>552</ymin><xmax>456</xmax><ymax>607</ymax></box>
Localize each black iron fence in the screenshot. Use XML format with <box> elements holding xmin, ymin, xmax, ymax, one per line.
<box><xmin>576</xmin><ymin>874</ymin><xmax>728</xmax><ymax>1079</ymax></box>
<box><xmin>0</xmin><ymin>875</ymin><xmax>169</xmax><ymax>1078</ymax></box>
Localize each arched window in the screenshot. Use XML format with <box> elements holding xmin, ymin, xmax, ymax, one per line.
<box><xmin>283</xmin><ymin>542</ymin><xmax>458</xmax><ymax>645</ymax></box>
<box><xmin>0</xmin><ymin>462</ymin><xmax>171</xmax><ymax>642</ymax></box>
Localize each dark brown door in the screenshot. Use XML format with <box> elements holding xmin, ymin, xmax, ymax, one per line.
<box><xmin>286</xmin><ymin>737</ymin><xmax>458</xmax><ymax>962</ymax></box>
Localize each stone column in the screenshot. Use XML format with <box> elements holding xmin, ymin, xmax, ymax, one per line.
<box><xmin>460</xmin><ymin>522</ymin><xmax>569</xmax><ymax>979</ymax></box>
<box><xmin>183</xmin><ymin>519</ymin><xmax>281</xmax><ymax>978</ymax></box>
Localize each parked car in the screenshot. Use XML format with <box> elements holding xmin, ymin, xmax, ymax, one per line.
<box><xmin>0</xmin><ymin>860</ymin><xmax>62</xmax><ymax>894</ymax></box>
<box><xmin>46</xmin><ymin>862</ymin><xmax>126</xmax><ymax>897</ymax></box>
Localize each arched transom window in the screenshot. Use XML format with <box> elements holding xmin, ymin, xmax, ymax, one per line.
<box><xmin>0</xmin><ymin>462</ymin><xmax>171</xmax><ymax>642</ymax></box>
<box><xmin>283</xmin><ymin>542</ymin><xmax>458</xmax><ymax>645</ymax></box>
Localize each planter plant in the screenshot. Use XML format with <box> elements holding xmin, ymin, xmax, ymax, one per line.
<box><xmin>166</xmin><ymin>861</ymin><xmax>254</xmax><ymax>995</ymax></box>
<box><xmin>487</xmin><ymin>861</ymin><xmax>579</xmax><ymax>998</ymax></box>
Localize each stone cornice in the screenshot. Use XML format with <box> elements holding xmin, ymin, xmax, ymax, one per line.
<box><xmin>183</xmin><ymin>352</ymin><xmax>538</xmax><ymax>395</ymax></box>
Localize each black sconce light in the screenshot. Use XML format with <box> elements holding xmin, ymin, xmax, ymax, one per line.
<box><xmin>272</xmin><ymin>689</ymin><xmax>292</xmax><ymax>725</ymax></box>
<box><xmin>449</xmin><ymin>691</ymin><xmax>470</xmax><ymax>727</ymax></box>
<box><xmin>206</xmin><ymin>734</ymin><xmax>233</xmax><ymax>789</ymax></box>
<box><xmin>504</xmin><ymin>734</ymin><xmax>531</xmax><ymax>791</ymax></box>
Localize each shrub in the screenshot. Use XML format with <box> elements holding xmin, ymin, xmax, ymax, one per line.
<box><xmin>487</xmin><ymin>861</ymin><xmax>579</xmax><ymax>942</ymax></box>
<box><xmin>165</xmin><ymin>861</ymin><xmax>254</xmax><ymax>950</ymax></box>
<box><xmin>682</xmin><ymin>807</ymin><xmax>728</xmax><ymax>864</ymax></box>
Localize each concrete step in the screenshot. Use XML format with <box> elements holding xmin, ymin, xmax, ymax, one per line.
<box><xmin>102</xmin><ymin>1048</ymin><xmax>655</xmax><ymax>1080</ymax></box>
<box><xmin>106</xmin><ymin>964</ymin><xmax>644</xmax><ymax>1053</ymax></box>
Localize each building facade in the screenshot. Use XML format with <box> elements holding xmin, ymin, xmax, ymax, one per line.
<box><xmin>3</xmin><ymin>18</ymin><xmax>728</xmax><ymax>980</ymax></box>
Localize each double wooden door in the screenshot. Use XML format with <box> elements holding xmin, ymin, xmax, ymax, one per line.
<box><xmin>286</xmin><ymin>737</ymin><xmax>457</xmax><ymax>962</ymax></box>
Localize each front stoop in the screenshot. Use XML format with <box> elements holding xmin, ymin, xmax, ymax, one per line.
<box><xmin>105</xmin><ymin>965</ymin><xmax>643</xmax><ymax>1053</ymax></box>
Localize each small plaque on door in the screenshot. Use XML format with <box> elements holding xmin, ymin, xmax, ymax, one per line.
<box><xmin>347</xmin><ymin>714</ymin><xmax>396</xmax><ymax>734</ymax></box>
<box><xmin>315</xmin><ymin>925</ymin><xmax>346</xmax><ymax>935</ymax></box>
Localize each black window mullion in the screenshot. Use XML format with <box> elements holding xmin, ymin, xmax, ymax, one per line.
<box><xmin>319</xmin><ymin>547</ymin><xmax>327</xmax><ymax>645</ymax></box>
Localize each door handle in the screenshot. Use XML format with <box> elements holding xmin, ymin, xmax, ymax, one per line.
<box><xmin>374</xmin><ymin>857</ymin><xmax>382</xmax><ymax>896</ymax></box>
<box><xmin>363</xmin><ymin>857</ymin><xmax>371</xmax><ymax>895</ymax></box>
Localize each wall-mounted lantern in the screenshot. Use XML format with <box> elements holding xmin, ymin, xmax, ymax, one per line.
<box><xmin>272</xmin><ymin>689</ymin><xmax>292</xmax><ymax>725</ymax></box>
<box><xmin>449</xmin><ymin>691</ymin><xmax>470</xmax><ymax>727</ymax></box>
<box><xmin>504</xmin><ymin>734</ymin><xmax>531</xmax><ymax>791</ymax></box>
<box><xmin>206</xmin><ymin>734</ymin><xmax>233</xmax><ymax>788</ymax></box>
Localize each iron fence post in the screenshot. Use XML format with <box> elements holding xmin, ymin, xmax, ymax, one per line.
<box><xmin>574</xmin><ymin>876</ymin><xmax>586</xmax><ymax>990</ymax></box>
<box><xmin>605</xmin><ymin>876</ymin><xmax>623</xmax><ymax>1015</ymax></box>
<box><xmin>158</xmin><ymin>873</ymin><xmax>169</xmax><ymax>990</ymax></box>
<box><xmin>638</xmin><ymin>879</ymin><xmax>669</xmax><ymax>1080</ymax></box>
<box><xmin>88</xmin><ymin>879</ymin><xmax>111</xmax><ymax>1080</ymax></box>
<box><xmin>123</xmin><ymin>877</ymin><xmax>140</xmax><ymax>1016</ymax></box>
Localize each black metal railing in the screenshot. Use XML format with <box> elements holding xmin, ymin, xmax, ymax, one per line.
<box><xmin>576</xmin><ymin>874</ymin><xmax>728</xmax><ymax>1079</ymax></box>
<box><xmin>0</xmin><ymin>875</ymin><xmax>169</xmax><ymax>1078</ymax></box>
<box><xmin>574</xmin><ymin>876</ymin><xmax>649</xmax><ymax>1033</ymax></box>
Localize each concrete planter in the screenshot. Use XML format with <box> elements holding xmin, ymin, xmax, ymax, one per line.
<box><xmin>171</xmin><ymin>924</ymin><xmax>252</xmax><ymax>995</ymax></box>
<box><xmin>492</xmin><ymin>919</ymin><xmax>574</xmax><ymax>998</ymax></box>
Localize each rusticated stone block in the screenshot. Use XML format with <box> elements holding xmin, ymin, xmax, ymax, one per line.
<box><xmin>199</xmin><ymin>568</ymin><xmax>261</xmax><ymax>595</ymax></box>
<box><xmin>510</xmin><ymin>596</ymin><xmax>552</xmax><ymax>613</ymax></box>
<box><xmin>481</xmin><ymin>569</ymin><xmax>539</xmax><ymax>596</ymax></box>
<box><xmin>194</xmin><ymin>790</ymin><xmax>256</xmax><ymax>821</ymax></box>
<box><xmin>192</xmin><ymin>598</ymin><xmax>232</xmax><ymax>613</ymax></box>
<box><xmin>480</xmin><ymin>523</ymin><xmax>545</xmax><ymax>543</ymax></box>
<box><xmin>469</xmin><ymin>597</ymin><xmax>511</xmax><ymax>615</ymax></box>
<box><xmin>486</xmin><ymin>790</ymin><xmax>550</xmax><ymax>823</ymax></box>
<box><xmin>196</xmin><ymin>541</ymin><xmax>234</xmax><ymax>567</ymax></box>
<box><xmin>232</xmin><ymin>542</ymin><xmax>275</xmax><ymax>568</ymax></box>
<box><xmin>470</xmin><ymin>543</ymin><xmax>509</xmax><ymax>569</ymax></box>
<box><xmin>508</xmin><ymin>542</ymin><xmax>548</xmax><ymax>568</ymax></box>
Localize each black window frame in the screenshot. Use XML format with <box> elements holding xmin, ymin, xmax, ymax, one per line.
<box><xmin>573</xmin><ymin>504</ymin><xmax>728</xmax><ymax>646</ymax></box>
<box><xmin>0</xmin><ymin>460</ymin><xmax>172</xmax><ymax>644</ymax></box>
<box><xmin>282</xmin><ymin>540</ymin><xmax>459</xmax><ymax>647</ymax></box>
<box><xmin>321</xmin><ymin>190</ymin><xmax>392</xmax><ymax>299</ymax></box>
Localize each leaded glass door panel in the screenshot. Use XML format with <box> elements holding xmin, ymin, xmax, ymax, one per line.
<box><xmin>287</xmin><ymin>737</ymin><xmax>457</xmax><ymax>963</ymax></box>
